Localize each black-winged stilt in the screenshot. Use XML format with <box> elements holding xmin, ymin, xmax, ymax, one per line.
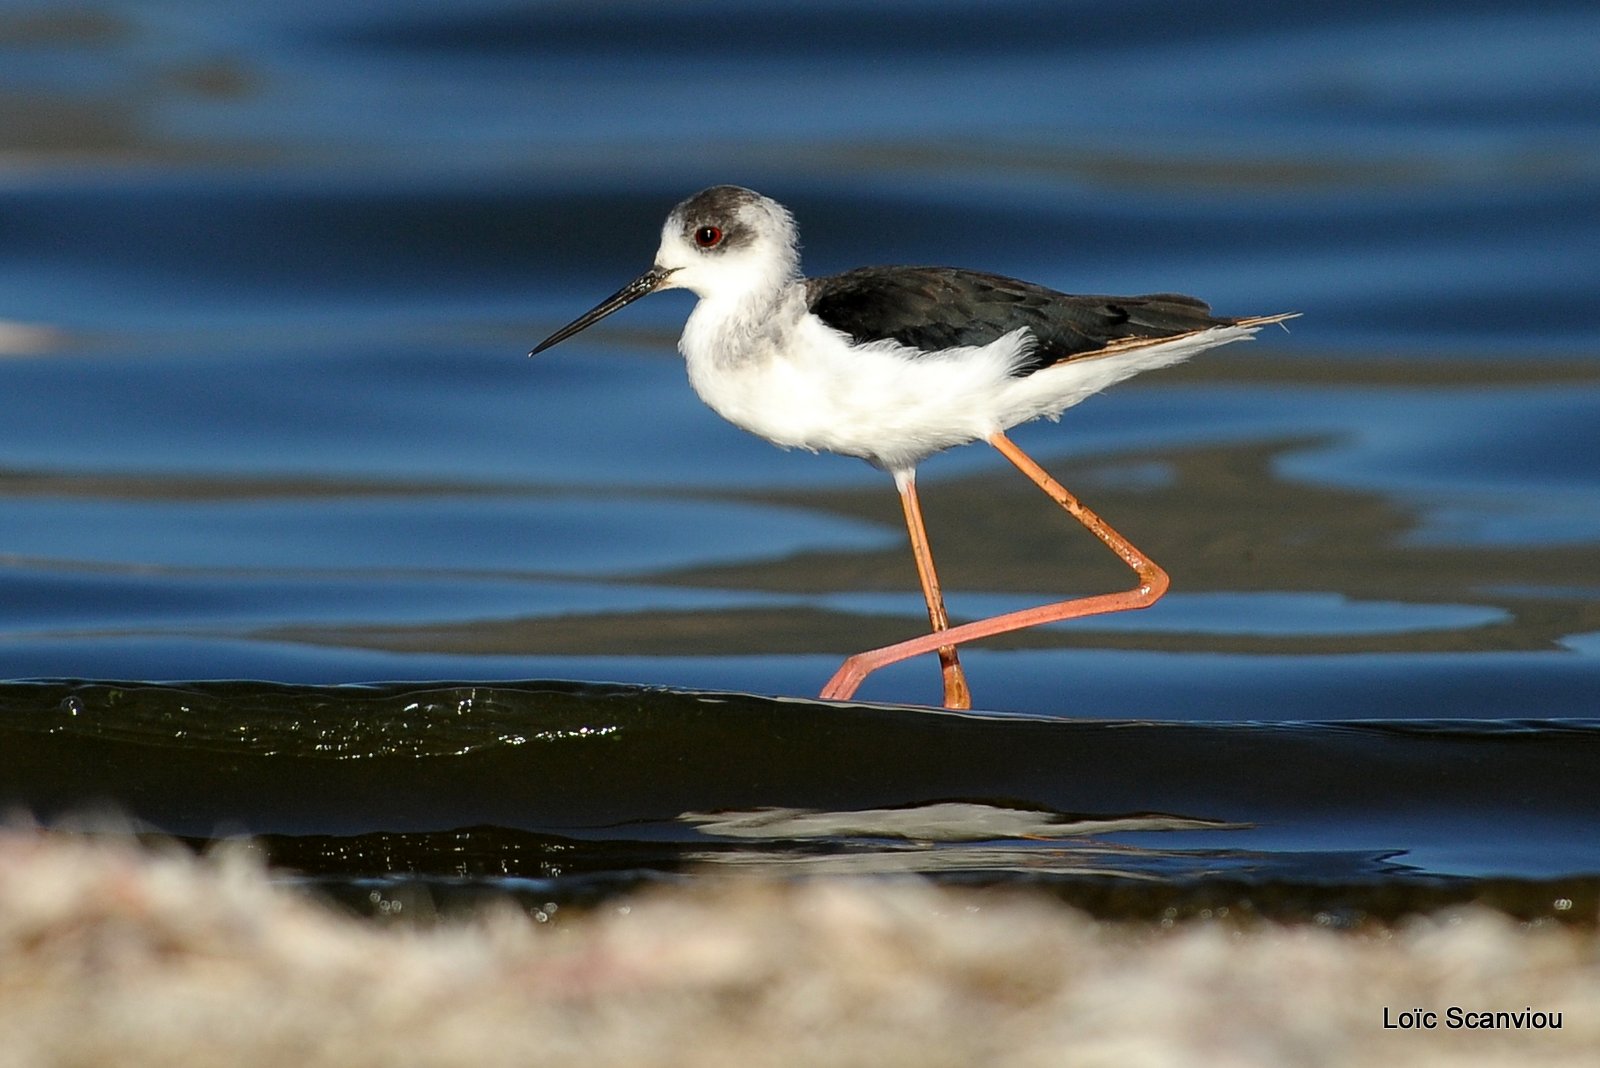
<box><xmin>531</xmin><ymin>185</ymin><xmax>1294</xmax><ymax>709</ymax></box>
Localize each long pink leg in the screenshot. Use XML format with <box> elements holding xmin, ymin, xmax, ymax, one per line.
<box><xmin>820</xmin><ymin>430</ymin><xmax>1170</xmax><ymax>703</ymax></box>
<box><xmin>895</xmin><ymin>470</ymin><xmax>973</xmax><ymax>710</ymax></box>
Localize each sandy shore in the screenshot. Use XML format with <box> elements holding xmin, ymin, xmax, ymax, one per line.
<box><xmin>0</xmin><ymin>830</ymin><xmax>1595</xmax><ymax>1066</ymax></box>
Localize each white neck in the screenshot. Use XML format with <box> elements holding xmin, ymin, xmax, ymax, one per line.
<box><xmin>680</xmin><ymin>277</ymin><xmax>804</xmax><ymax>370</ymax></box>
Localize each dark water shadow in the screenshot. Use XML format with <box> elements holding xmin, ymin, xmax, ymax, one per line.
<box><xmin>4</xmin><ymin>678</ymin><xmax>1596</xmax><ymax>922</ymax></box>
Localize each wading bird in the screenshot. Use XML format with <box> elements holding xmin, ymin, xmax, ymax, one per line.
<box><xmin>531</xmin><ymin>186</ymin><xmax>1293</xmax><ymax>709</ymax></box>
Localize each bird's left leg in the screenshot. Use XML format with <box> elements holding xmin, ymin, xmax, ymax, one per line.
<box><xmin>893</xmin><ymin>469</ymin><xmax>972</xmax><ymax>710</ymax></box>
<box><xmin>820</xmin><ymin>431</ymin><xmax>1168</xmax><ymax>703</ymax></box>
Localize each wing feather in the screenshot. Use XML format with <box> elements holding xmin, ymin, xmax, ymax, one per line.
<box><xmin>806</xmin><ymin>266</ymin><xmax>1267</xmax><ymax>376</ymax></box>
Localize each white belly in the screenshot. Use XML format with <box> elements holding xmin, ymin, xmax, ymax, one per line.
<box><xmin>683</xmin><ymin>311</ymin><xmax>1029</xmax><ymax>471</ymax></box>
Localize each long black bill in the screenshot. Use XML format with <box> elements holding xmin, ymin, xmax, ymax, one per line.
<box><xmin>528</xmin><ymin>266</ymin><xmax>677</xmax><ymax>356</ymax></box>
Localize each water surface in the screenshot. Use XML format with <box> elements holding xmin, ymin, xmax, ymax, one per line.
<box><xmin>0</xmin><ymin>0</ymin><xmax>1596</xmax><ymax>915</ymax></box>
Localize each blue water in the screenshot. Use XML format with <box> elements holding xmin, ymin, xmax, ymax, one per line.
<box><xmin>0</xmin><ymin>0</ymin><xmax>1593</xmax><ymax>709</ymax></box>
<box><xmin>2</xmin><ymin>0</ymin><xmax>1597</xmax><ymax>714</ymax></box>
<box><xmin>0</xmin><ymin>0</ymin><xmax>1597</xmax><ymax>908</ymax></box>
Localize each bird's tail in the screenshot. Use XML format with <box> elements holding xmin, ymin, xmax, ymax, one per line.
<box><xmin>1230</xmin><ymin>311</ymin><xmax>1301</xmax><ymax>329</ymax></box>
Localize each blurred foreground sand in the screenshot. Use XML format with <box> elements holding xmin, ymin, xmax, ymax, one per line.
<box><xmin>0</xmin><ymin>830</ymin><xmax>1595</xmax><ymax>1067</ymax></box>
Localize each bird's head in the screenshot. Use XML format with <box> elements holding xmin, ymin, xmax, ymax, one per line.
<box><xmin>530</xmin><ymin>185</ymin><xmax>799</xmax><ymax>356</ymax></box>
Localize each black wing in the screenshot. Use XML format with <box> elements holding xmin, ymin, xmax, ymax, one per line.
<box><xmin>806</xmin><ymin>266</ymin><xmax>1230</xmax><ymax>376</ymax></box>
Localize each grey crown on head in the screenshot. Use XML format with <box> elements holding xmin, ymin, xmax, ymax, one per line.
<box><xmin>669</xmin><ymin>185</ymin><xmax>768</xmax><ymax>252</ymax></box>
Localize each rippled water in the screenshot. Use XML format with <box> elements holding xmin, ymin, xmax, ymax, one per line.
<box><xmin>1</xmin><ymin>0</ymin><xmax>1596</xmax><ymax>915</ymax></box>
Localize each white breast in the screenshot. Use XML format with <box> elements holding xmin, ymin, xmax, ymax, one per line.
<box><xmin>682</xmin><ymin>300</ymin><xmax>1036</xmax><ymax>471</ymax></box>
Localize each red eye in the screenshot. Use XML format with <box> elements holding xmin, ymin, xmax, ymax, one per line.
<box><xmin>694</xmin><ymin>226</ymin><xmax>723</xmax><ymax>248</ymax></box>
